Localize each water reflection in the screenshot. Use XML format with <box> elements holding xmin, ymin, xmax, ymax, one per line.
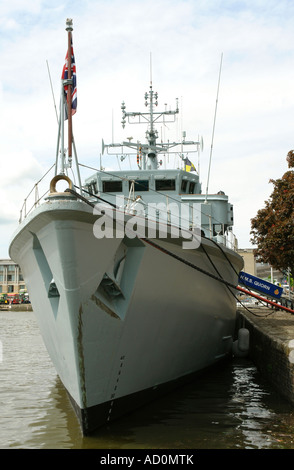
<box><xmin>228</xmin><ymin>364</ymin><xmax>274</xmax><ymax>448</ymax></box>
<box><xmin>74</xmin><ymin>360</ymin><xmax>294</xmax><ymax>449</ymax></box>
<box><xmin>1</xmin><ymin>311</ymin><xmax>294</xmax><ymax>449</ymax></box>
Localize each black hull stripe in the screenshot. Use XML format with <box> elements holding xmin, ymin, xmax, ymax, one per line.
<box><xmin>67</xmin><ymin>358</ymin><xmax>228</xmax><ymax>435</ymax></box>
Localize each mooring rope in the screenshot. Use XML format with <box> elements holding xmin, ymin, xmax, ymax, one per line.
<box><xmin>65</xmin><ymin>187</ymin><xmax>294</xmax><ymax>316</ymax></box>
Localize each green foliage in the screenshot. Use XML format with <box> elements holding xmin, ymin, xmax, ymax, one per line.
<box><xmin>250</xmin><ymin>152</ymin><xmax>294</xmax><ymax>278</ymax></box>
<box><xmin>286</xmin><ymin>150</ymin><xmax>294</xmax><ymax>168</ymax></box>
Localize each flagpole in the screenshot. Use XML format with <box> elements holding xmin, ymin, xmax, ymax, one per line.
<box><xmin>66</xmin><ymin>18</ymin><xmax>73</xmax><ymax>163</ymax></box>
<box><xmin>60</xmin><ymin>80</ymin><xmax>65</xmax><ymax>174</ymax></box>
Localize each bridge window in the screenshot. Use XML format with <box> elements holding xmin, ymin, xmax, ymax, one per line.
<box><xmin>188</xmin><ymin>182</ymin><xmax>196</xmax><ymax>194</ymax></box>
<box><xmin>102</xmin><ymin>181</ymin><xmax>123</xmax><ymax>192</ymax></box>
<box><xmin>129</xmin><ymin>180</ymin><xmax>149</xmax><ymax>191</ymax></box>
<box><xmin>155</xmin><ymin>179</ymin><xmax>176</xmax><ymax>191</ymax></box>
<box><xmin>87</xmin><ymin>181</ymin><xmax>98</xmax><ymax>195</ymax></box>
<box><xmin>181</xmin><ymin>180</ymin><xmax>188</xmax><ymax>192</ymax></box>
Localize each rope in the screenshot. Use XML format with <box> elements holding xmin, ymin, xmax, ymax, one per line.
<box><xmin>143</xmin><ymin>239</ymin><xmax>294</xmax><ymax>315</ymax></box>
<box><xmin>143</xmin><ymin>238</ymin><xmax>236</xmax><ymax>288</ymax></box>
<box><xmin>65</xmin><ymin>187</ymin><xmax>294</xmax><ymax>316</ymax></box>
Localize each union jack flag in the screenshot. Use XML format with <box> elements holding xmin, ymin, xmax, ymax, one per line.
<box><xmin>61</xmin><ymin>37</ymin><xmax>77</xmax><ymax>118</ymax></box>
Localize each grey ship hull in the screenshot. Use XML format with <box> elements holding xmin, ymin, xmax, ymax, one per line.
<box><xmin>9</xmin><ymin>195</ymin><xmax>243</xmax><ymax>434</ymax></box>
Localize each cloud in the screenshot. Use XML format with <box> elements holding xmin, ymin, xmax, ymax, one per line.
<box><xmin>0</xmin><ymin>150</ymin><xmax>44</xmax><ymax>223</ymax></box>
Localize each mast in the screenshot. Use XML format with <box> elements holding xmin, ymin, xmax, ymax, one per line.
<box><xmin>54</xmin><ymin>19</ymin><xmax>82</xmax><ymax>193</ymax></box>
<box><xmin>103</xmin><ymin>85</ymin><xmax>202</xmax><ymax>170</ymax></box>
<box><xmin>145</xmin><ymin>84</ymin><xmax>158</xmax><ymax>169</ymax></box>
<box><xmin>119</xmin><ymin>86</ymin><xmax>180</xmax><ymax>170</ymax></box>
<box><xmin>66</xmin><ymin>18</ymin><xmax>73</xmax><ymax>163</ymax></box>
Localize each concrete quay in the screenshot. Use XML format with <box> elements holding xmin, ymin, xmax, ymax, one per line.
<box><xmin>0</xmin><ymin>303</ymin><xmax>32</xmax><ymax>312</ymax></box>
<box><xmin>236</xmin><ymin>306</ymin><xmax>294</xmax><ymax>406</ymax></box>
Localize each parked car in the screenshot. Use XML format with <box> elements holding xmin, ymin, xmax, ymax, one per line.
<box><xmin>6</xmin><ymin>293</ymin><xmax>20</xmax><ymax>304</ymax></box>
<box><xmin>0</xmin><ymin>294</ymin><xmax>8</xmax><ymax>304</ymax></box>
<box><xmin>20</xmin><ymin>293</ymin><xmax>31</xmax><ymax>304</ymax></box>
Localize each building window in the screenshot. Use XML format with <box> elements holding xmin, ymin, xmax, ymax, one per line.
<box><xmin>7</xmin><ymin>274</ymin><xmax>15</xmax><ymax>282</ymax></box>
<box><xmin>8</xmin><ymin>285</ymin><xmax>14</xmax><ymax>293</ymax></box>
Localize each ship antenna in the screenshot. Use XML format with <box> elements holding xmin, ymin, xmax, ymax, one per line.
<box><xmin>150</xmin><ymin>52</ymin><xmax>152</xmax><ymax>86</ymax></box>
<box><xmin>46</xmin><ymin>60</ymin><xmax>58</xmax><ymax>124</ymax></box>
<box><xmin>205</xmin><ymin>53</ymin><xmax>223</xmax><ymax>203</ymax></box>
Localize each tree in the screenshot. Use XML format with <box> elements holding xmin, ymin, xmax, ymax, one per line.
<box><xmin>250</xmin><ymin>151</ymin><xmax>294</xmax><ymax>279</ymax></box>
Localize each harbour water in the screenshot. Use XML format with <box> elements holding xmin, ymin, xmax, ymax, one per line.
<box><xmin>1</xmin><ymin>310</ymin><xmax>294</xmax><ymax>450</ymax></box>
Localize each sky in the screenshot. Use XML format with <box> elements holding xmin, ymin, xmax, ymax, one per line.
<box><xmin>1</xmin><ymin>0</ymin><xmax>294</xmax><ymax>258</ymax></box>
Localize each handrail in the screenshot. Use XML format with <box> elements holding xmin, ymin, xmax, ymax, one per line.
<box><xmin>18</xmin><ymin>162</ymin><xmax>239</xmax><ymax>253</ymax></box>
<box><xmin>19</xmin><ymin>164</ymin><xmax>55</xmax><ymax>223</ymax></box>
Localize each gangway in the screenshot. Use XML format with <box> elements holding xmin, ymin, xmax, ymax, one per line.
<box><xmin>238</xmin><ymin>271</ymin><xmax>294</xmax><ymax>314</ymax></box>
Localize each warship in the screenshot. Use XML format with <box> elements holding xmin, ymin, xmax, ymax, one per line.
<box><xmin>9</xmin><ymin>20</ymin><xmax>243</xmax><ymax>434</ymax></box>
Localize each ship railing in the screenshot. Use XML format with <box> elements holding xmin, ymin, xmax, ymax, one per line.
<box><xmin>19</xmin><ymin>164</ymin><xmax>55</xmax><ymax>223</ymax></box>
<box><xmin>24</xmin><ymin>174</ymin><xmax>240</xmax><ymax>252</ymax></box>
<box><xmin>123</xmin><ymin>193</ymin><xmax>239</xmax><ymax>252</ymax></box>
<box><xmin>201</xmin><ymin>214</ymin><xmax>239</xmax><ymax>251</ymax></box>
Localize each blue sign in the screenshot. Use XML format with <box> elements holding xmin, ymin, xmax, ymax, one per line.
<box><xmin>238</xmin><ymin>271</ymin><xmax>283</xmax><ymax>299</ymax></box>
